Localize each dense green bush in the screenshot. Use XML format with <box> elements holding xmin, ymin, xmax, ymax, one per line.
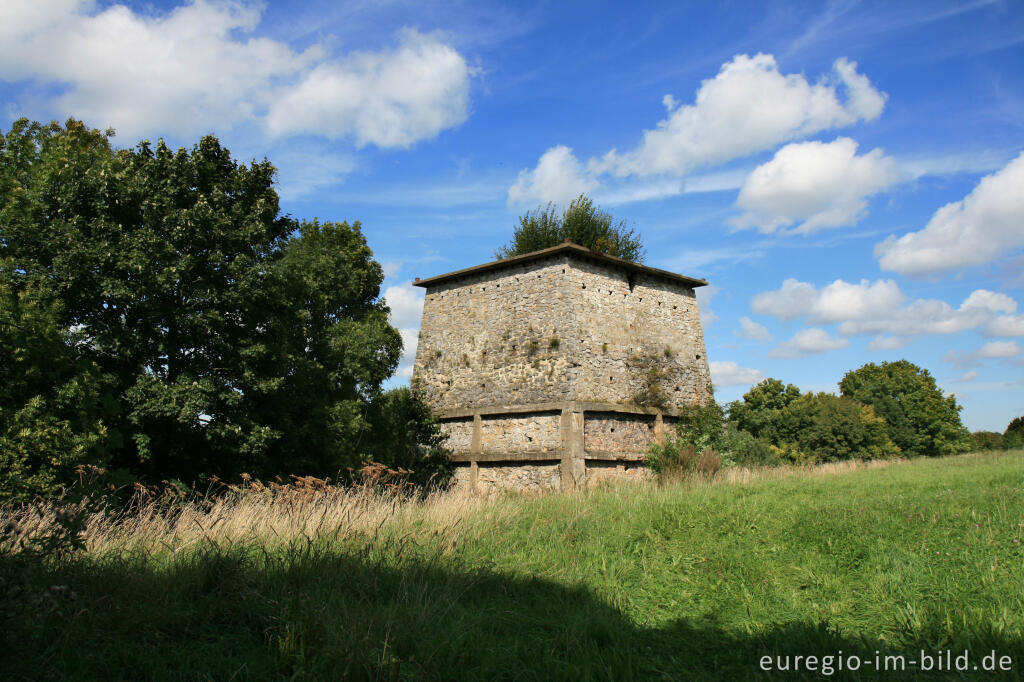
<box><xmin>728</xmin><ymin>380</ymin><xmax>899</xmax><ymax>465</ymax></box>
<box><xmin>971</xmin><ymin>431</ymin><xmax>1005</xmax><ymax>451</ymax></box>
<box><xmin>496</xmin><ymin>194</ymin><xmax>644</xmax><ymax>262</ymax></box>
<box><xmin>364</xmin><ymin>388</ymin><xmax>451</xmax><ymax>487</ymax></box>
<box><xmin>1005</xmin><ymin>416</ymin><xmax>1024</xmax><ymax>450</ymax></box>
<box><xmin>720</xmin><ymin>424</ymin><xmax>780</xmax><ymax>468</ymax></box>
<box><xmin>0</xmin><ymin>268</ymin><xmax>115</xmax><ymax>502</ymax></box>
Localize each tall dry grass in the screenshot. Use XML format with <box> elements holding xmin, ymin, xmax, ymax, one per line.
<box><xmin>2</xmin><ymin>455</ymin><xmax>909</xmax><ymax>558</ymax></box>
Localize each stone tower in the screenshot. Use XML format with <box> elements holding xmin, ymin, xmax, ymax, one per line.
<box><xmin>412</xmin><ymin>242</ymin><xmax>711</xmax><ymax>492</ymax></box>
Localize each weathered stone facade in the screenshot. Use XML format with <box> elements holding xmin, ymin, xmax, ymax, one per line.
<box><xmin>412</xmin><ymin>242</ymin><xmax>711</xmax><ymax>492</ymax></box>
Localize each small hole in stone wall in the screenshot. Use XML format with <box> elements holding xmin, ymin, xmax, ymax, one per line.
<box><xmin>627</xmin><ymin>273</ymin><xmax>636</xmax><ymax>292</ymax></box>
<box><xmin>609</xmin><ymin>376</ymin><xmax>614</xmax><ymax>382</ymax></box>
<box><xmin>610</xmin><ymin>428</ymin><xmax>615</xmax><ymax>432</ymax></box>
<box><xmin>582</xmin><ymin>283</ymin><xmax>586</xmax><ymax>289</ymax></box>
<box><xmin>562</xmin><ymin>268</ymin><xmax>565</xmax><ymax>273</ymax></box>
<box><xmin>482</xmin><ymin>287</ymin><xmax>486</xmax><ymax>291</ymax></box>
<box><xmin>608</xmin><ymin>290</ymin><xmax>612</xmax><ymax>295</ymax></box>
<box><xmin>673</xmin><ymin>305</ymin><xmax>677</xmax><ymax>309</ymax></box>
<box><xmin>695</xmin><ymin>354</ymin><xmax>702</xmax><ymax>360</ymax></box>
<box><xmin>639</xmin><ymin>297</ymin><xmax>643</xmax><ymax>302</ymax></box>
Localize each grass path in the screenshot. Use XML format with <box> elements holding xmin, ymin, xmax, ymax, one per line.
<box><xmin>2</xmin><ymin>452</ymin><xmax>1022</xmax><ymax>679</ymax></box>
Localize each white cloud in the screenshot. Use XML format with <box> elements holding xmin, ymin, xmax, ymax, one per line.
<box><xmin>507</xmin><ymin>145</ymin><xmax>597</xmax><ymax>206</ymax></box>
<box><xmin>867</xmin><ymin>335</ymin><xmax>906</xmax><ymax>350</ymax></box>
<box><xmin>735</xmin><ymin>316</ymin><xmax>772</xmax><ymax>341</ymax></box>
<box><xmin>768</xmin><ymin>327</ymin><xmax>850</xmax><ymax>358</ymax></box>
<box><xmin>591</xmin><ymin>54</ymin><xmax>885</xmax><ymax>177</ymax></box>
<box><xmin>751</xmin><ymin>277</ymin><xmax>905</xmax><ymax>323</ymax></box>
<box><xmin>752</xmin><ymin>278</ymin><xmax>1020</xmax><ymax>339</ymax></box>
<box><xmin>383</xmin><ymin>283</ymin><xmax>425</xmax><ymax>378</ymax></box>
<box><xmin>0</xmin><ymin>2</ymin><xmax>472</xmax><ymax>146</ymax></box>
<box><xmin>695</xmin><ymin>284</ymin><xmax>719</xmax><ymax>325</ymax></box>
<box><xmin>958</xmin><ymin>371</ymin><xmax>978</xmax><ymax>382</ymax></box>
<box><xmin>944</xmin><ymin>340</ymin><xmax>1021</xmax><ymax>369</ymax></box>
<box><xmin>732</xmin><ymin>138</ymin><xmax>899</xmax><ymax>234</ymax></box>
<box><xmin>709</xmin><ymin>361</ymin><xmax>764</xmax><ymax>387</ymax></box>
<box><xmin>383</xmin><ymin>283</ymin><xmax>424</xmax><ymax>330</ymax></box>
<box><xmin>875</xmin><ymin>152</ymin><xmax>1024</xmax><ymax>275</ymax></box>
<box><xmin>976</xmin><ymin>340</ymin><xmax>1021</xmax><ymax>358</ymax></box>
<box><xmin>266</xmin><ymin>28</ymin><xmax>473</xmax><ymax>147</ymax></box>
<box><xmin>987</xmin><ymin>314</ymin><xmax>1024</xmax><ymax>337</ymax></box>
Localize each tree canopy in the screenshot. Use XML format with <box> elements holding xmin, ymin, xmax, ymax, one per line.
<box><xmin>0</xmin><ymin>118</ymin><xmax>438</xmax><ymax>499</ymax></box>
<box><xmin>839</xmin><ymin>360</ymin><xmax>970</xmax><ymax>458</ymax></box>
<box><xmin>496</xmin><ymin>194</ymin><xmax>644</xmax><ymax>262</ymax></box>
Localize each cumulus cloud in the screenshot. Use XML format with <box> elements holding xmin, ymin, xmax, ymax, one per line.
<box><xmin>709</xmin><ymin>360</ymin><xmax>765</xmax><ymax>387</ymax></box>
<box><xmin>266</xmin><ymin>28</ymin><xmax>473</xmax><ymax>147</ymax></box>
<box><xmin>509</xmin><ymin>54</ymin><xmax>885</xmax><ymax>204</ymax></box>
<box><xmin>751</xmin><ymin>277</ymin><xmax>905</xmax><ymax>323</ymax></box>
<box><xmin>732</xmin><ymin>138</ymin><xmax>899</xmax><ymax>234</ymax></box>
<box><xmin>0</xmin><ymin>1</ymin><xmax>472</xmax><ymax>146</ymax></box>
<box><xmin>383</xmin><ymin>283</ymin><xmax>425</xmax><ymax>379</ymax></box>
<box><xmin>986</xmin><ymin>314</ymin><xmax>1024</xmax><ymax>337</ymax></box>
<box><xmin>875</xmin><ymin>152</ymin><xmax>1024</xmax><ymax>275</ymax></box>
<box><xmin>735</xmin><ymin>316</ymin><xmax>772</xmax><ymax>341</ymax></box>
<box><xmin>768</xmin><ymin>327</ymin><xmax>849</xmax><ymax>358</ymax></box>
<box><xmin>944</xmin><ymin>340</ymin><xmax>1021</xmax><ymax>369</ymax></box>
<box><xmin>591</xmin><ymin>54</ymin><xmax>885</xmax><ymax>177</ymax></box>
<box><xmin>507</xmin><ymin>145</ymin><xmax>597</xmax><ymax>206</ymax></box>
<box><xmin>958</xmin><ymin>371</ymin><xmax>978</xmax><ymax>382</ymax></box>
<box><xmin>752</xmin><ymin>278</ymin><xmax>1021</xmax><ymax>339</ymax></box>
<box><xmin>696</xmin><ymin>285</ymin><xmax>719</xmax><ymax>325</ymax></box>
<box><xmin>867</xmin><ymin>335</ymin><xmax>906</xmax><ymax>350</ymax></box>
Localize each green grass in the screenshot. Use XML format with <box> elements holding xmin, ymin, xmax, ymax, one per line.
<box><xmin>2</xmin><ymin>452</ymin><xmax>1023</xmax><ymax>680</ymax></box>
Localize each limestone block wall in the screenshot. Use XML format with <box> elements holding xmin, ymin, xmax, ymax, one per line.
<box><xmin>414</xmin><ymin>252</ymin><xmax>712</xmax><ymax>414</ymax></box>
<box><xmin>451</xmin><ymin>462</ymin><xmax>561</xmax><ymax>493</ymax></box>
<box><xmin>414</xmin><ymin>244</ymin><xmax>711</xmax><ymax>492</ymax></box>
<box><xmin>480</xmin><ymin>411</ymin><xmax>561</xmax><ymax>453</ymax></box>
<box><xmin>414</xmin><ymin>256</ymin><xmax>576</xmax><ymax>412</ymax></box>
<box><xmin>584</xmin><ymin>412</ymin><xmax>656</xmax><ymax>453</ymax></box>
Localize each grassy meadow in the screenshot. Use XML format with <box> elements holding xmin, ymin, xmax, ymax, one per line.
<box><xmin>2</xmin><ymin>452</ymin><xmax>1023</xmax><ymax>680</ymax></box>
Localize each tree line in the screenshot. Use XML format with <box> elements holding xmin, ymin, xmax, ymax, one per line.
<box><xmin>1</xmin><ymin>119</ymin><xmax>446</xmax><ymax>502</ymax></box>
<box><xmin>652</xmin><ymin>359</ymin><xmax>1020</xmax><ymax>475</ymax></box>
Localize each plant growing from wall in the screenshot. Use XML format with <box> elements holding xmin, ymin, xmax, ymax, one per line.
<box><xmin>496</xmin><ymin>195</ymin><xmax>645</xmax><ymax>262</ymax></box>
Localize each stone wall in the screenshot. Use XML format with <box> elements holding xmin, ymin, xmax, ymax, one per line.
<box><xmin>413</xmin><ymin>252</ymin><xmax>712</xmax><ymax>414</ymax></box>
<box><xmin>451</xmin><ymin>461</ymin><xmax>561</xmax><ymax>493</ymax></box>
<box><xmin>481</xmin><ymin>411</ymin><xmax>561</xmax><ymax>453</ymax></box>
<box><xmin>415</xmin><ymin>246</ymin><xmax>711</xmax><ymax>492</ymax></box>
<box><xmin>443</xmin><ymin>417</ymin><xmax>474</xmax><ymax>453</ymax></box>
<box><xmin>584</xmin><ymin>460</ymin><xmax>651</xmax><ymax>486</ymax></box>
<box><xmin>584</xmin><ymin>411</ymin><xmax>656</xmax><ymax>453</ymax></box>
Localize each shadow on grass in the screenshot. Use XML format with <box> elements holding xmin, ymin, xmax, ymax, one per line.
<box><xmin>1</xmin><ymin>545</ymin><xmax>1021</xmax><ymax>681</ymax></box>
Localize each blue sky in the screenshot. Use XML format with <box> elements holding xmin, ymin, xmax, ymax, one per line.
<box><xmin>2</xmin><ymin>0</ymin><xmax>1023</xmax><ymax>431</ymax></box>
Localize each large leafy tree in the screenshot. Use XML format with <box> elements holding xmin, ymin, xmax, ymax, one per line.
<box><xmin>0</xmin><ymin>266</ymin><xmax>114</xmax><ymax>501</ymax></box>
<box><xmin>839</xmin><ymin>360</ymin><xmax>970</xmax><ymax>458</ymax></box>
<box><xmin>1</xmin><ymin>118</ymin><xmax>402</xmax><ymax>488</ymax></box>
<box><xmin>496</xmin><ymin>194</ymin><xmax>644</xmax><ymax>262</ymax></box>
<box><xmin>1005</xmin><ymin>416</ymin><xmax>1024</xmax><ymax>450</ymax></box>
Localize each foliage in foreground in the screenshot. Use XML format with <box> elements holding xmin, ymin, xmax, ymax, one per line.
<box><xmin>1</xmin><ymin>118</ymin><xmax>444</xmax><ymax>500</ymax></box>
<box><xmin>1</xmin><ymin>452</ymin><xmax>1022</xmax><ymax>679</ymax></box>
<box><xmin>496</xmin><ymin>194</ymin><xmax>645</xmax><ymax>262</ymax></box>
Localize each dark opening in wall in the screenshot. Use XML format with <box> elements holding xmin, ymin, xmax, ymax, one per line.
<box><xmin>627</xmin><ymin>273</ymin><xmax>636</xmax><ymax>292</ymax></box>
